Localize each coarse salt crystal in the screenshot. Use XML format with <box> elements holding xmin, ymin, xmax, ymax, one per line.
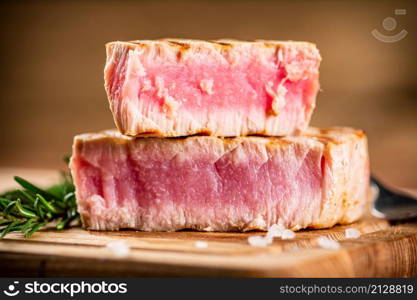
<box><xmin>267</xmin><ymin>224</ymin><xmax>285</xmax><ymax>238</ymax></box>
<box><xmin>317</xmin><ymin>236</ymin><xmax>340</xmax><ymax>250</ymax></box>
<box><xmin>265</xmin><ymin>224</ymin><xmax>285</xmax><ymax>242</ymax></box>
<box><xmin>248</xmin><ymin>224</ymin><xmax>296</xmax><ymax>247</ymax></box>
<box><xmin>194</xmin><ymin>241</ymin><xmax>208</xmax><ymax>248</ymax></box>
<box><xmin>345</xmin><ymin>228</ymin><xmax>361</xmax><ymax>239</ymax></box>
<box><xmin>248</xmin><ymin>235</ymin><xmax>270</xmax><ymax>247</ymax></box>
<box><xmin>106</xmin><ymin>240</ymin><xmax>130</xmax><ymax>258</ymax></box>
<box><xmin>281</xmin><ymin>229</ymin><xmax>296</xmax><ymax>239</ymax></box>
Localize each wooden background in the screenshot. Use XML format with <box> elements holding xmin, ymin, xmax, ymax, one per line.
<box><xmin>0</xmin><ymin>0</ymin><xmax>416</xmax><ymax>188</ymax></box>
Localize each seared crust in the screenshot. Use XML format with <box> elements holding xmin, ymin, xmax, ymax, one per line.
<box><xmin>74</xmin><ymin>127</ymin><xmax>365</xmax><ymax>146</ymax></box>
<box><xmin>106</xmin><ymin>38</ymin><xmax>319</xmax><ymax>51</ymax></box>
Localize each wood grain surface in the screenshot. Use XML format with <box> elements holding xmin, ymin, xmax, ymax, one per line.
<box><xmin>0</xmin><ymin>168</ymin><xmax>416</xmax><ymax>277</ymax></box>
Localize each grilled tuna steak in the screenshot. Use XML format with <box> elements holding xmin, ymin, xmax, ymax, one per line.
<box><xmin>104</xmin><ymin>39</ymin><xmax>321</xmax><ymax>137</ymax></box>
<box><xmin>70</xmin><ymin>127</ymin><xmax>369</xmax><ymax>232</ymax></box>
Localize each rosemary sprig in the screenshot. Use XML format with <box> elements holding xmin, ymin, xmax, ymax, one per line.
<box><xmin>0</xmin><ymin>157</ymin><xmax>79</xmax><ymax>238</ymax></box>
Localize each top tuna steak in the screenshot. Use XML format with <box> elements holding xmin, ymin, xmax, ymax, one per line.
<box><xmin>104</xmin><ymin>39</ymin><xmax>321</xmax><ymax>137</ymax></box>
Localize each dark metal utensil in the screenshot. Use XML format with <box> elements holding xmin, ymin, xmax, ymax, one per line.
<box><xmin>371</xmin><ymin>176</ymin><xmax>417</xmax><ymax>221</ymax></box>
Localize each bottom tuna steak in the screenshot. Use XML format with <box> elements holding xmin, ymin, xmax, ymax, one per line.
<box><xmin>70</xmin><ymin>128</ymin><xmax>369</xmax><ymax>231</ymax></box>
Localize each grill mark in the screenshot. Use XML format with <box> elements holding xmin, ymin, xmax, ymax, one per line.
<box><xmin>135</xmin><ymin>130</ymin><xmax>162</xmax><ymax>136</ymax></box>
<box><xmin>167</xmin><ymin>40</ymin><xmax>191</xmax><ymax>50</ymax></box>
<box><xmin>212</xmin><ymin>41</ymin><xmax>233</xmax><ymax>48</ymax></box>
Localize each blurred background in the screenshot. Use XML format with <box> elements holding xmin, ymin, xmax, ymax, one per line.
<box><xmin>0</xmin><ymin>0</ymin><xmax>416</xmax><ymax>188</ymax></box>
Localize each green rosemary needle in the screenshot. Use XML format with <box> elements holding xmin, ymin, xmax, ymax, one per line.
<box><xmin>0</xmin><ymin>158</ymin><xmax>79</xmax><ymax>239</ymax></box>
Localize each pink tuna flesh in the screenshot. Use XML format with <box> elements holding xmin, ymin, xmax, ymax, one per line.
<box><xmin>70</xmin><ymin>127</ymin><xmax>369</xmax><ymax>232</ymax></box>
<box><xmin>104</xmin><ymin>39</ymin><xmax>321</xmax><ymax>137</ymax></box>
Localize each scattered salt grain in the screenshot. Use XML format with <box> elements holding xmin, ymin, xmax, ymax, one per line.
<box><xmin>265</xmin><ymin>224</ymin><xmax>285</xmax><ymax>243</ymax></box>
<box><xmin>281</xmin><ymin>229</ymin><xmax>296</xmax><ymax>240</ymax></box>
<box><xmin>317</xmin><ymin>236</ymin><xmax>340</xmax><ymax>250</ymax></box>
<box><xmin>106</xmin><ymin>240</ymin><xmax>130</xmax><ymax>258</ymax></box>
<box><xmin>194</xmin><ymin>241</ymin><xmax>208</xmax><ymax>248</ymax></box>
<box><xmin>248</xmin><ymin>235</ymin><xmax>270</xmax><ymax>247</ymax></box>
<box><xmin>267</xmin><ymin>224</ymin><xmax>285</xmax><ymax>238</ymax></box>
<box><xmin>345</xmin><ymin>228</ymin><xmax>361</xmax><ymax>239</ymax></box>
<box><xmin>248</xmin><ymin>224</ymin><xmax>296</xmax><ymax>247</ymax></box>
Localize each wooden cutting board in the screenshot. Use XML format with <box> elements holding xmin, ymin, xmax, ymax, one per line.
<box><xmin>0</xmin><ymin>168</ymin><xmax>416</xmax><ymax>277</ymax></box>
